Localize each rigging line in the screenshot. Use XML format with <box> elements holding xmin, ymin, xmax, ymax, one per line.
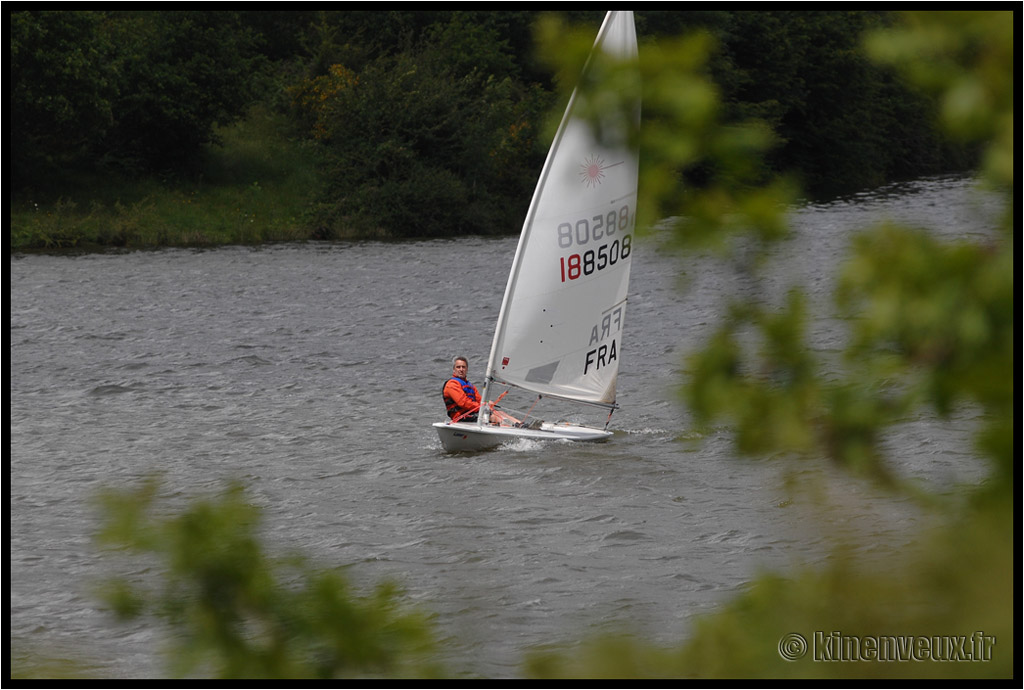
<box><xmin>452</xmin><ymin>407</ymin><xmax>477</xmax><ymax>423</ymax></box>
<box><xmin>524</xmin><ymin>395</ymin><xmax>542</xmax><ymax>421</ymax></box>
<box><xmin>490</xmin><ymin>389</ymin><xmax>508</xmax><ymax>411</ymax></box>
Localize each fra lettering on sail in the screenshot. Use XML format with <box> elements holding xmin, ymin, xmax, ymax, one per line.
<box><xmin>584</xmin><ymin>303</ymin><xmax>624</xmax><ymax>375</ymax></box>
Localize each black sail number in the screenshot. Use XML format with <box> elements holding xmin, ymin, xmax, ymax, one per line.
<box><xmin>556</xmin><ymin>204</ymin><xmax>633</xmax><ymax>283</ymax></box>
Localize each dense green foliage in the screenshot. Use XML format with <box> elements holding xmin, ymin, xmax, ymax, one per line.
<box><xmin>703</xmin><ymin>10</ymin><xmax>976</xmax><ymax>194</ymax></box>
<box><xmin>10</xmin><ymin>11</ymin><xmax>117</xmax><ymax>184</ymax></box>
<box><xmin>100</xmin><ymin>12</ymin><xmax>262</xmax><ymax>172</ymax></box>
<box><xmin>10</xmin><ymin>9</ymin><xmax>976</xmax><ymax>247</ymax></box>
<box><xmin>9</xmin><ymin>106</ymin><xmax>321</xmax><ymax>249</ymax></box>
<box><xmin>301</xmin><ymin>19</ymin><xmax>547</xmax><ymax>239</ymax></box>
<box><xmin>11</xmin><ymin>11</ymin><xmax>261</xmax><ymax>182</ymax></box>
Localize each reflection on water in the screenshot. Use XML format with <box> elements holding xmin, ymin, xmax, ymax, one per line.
<box><xmin>10</xmin><ymin>175</ymin><xmax>997</xmax><ymax>677</ymax></box>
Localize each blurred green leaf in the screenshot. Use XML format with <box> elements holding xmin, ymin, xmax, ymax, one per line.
<box><xmin>94</xmin><ymin>479</ymin><xmax>444</xmax><ymax>679</ymax></box>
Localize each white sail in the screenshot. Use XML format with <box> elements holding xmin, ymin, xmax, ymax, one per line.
<box><xmin>484</xmin><ymin>11</ymin><xmax>639</xmax><ymax>408</ymax></box>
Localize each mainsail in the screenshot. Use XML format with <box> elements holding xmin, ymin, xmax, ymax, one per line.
<box><xmin>483</xmin><ymin>11</ymin><xmax>639</xmax><ymax>410</ymax></box>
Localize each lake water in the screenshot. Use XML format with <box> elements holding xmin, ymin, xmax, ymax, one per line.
<box><xmin>9</xmin><ymin>175</ymin><xmax>1000</xmax><ymax>678</ymax></box>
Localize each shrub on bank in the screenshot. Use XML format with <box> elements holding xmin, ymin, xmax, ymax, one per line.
<box><xmin>11</xmin><ymin>109</ymin><xmax>321</xmax><ymax>251</ymax></box>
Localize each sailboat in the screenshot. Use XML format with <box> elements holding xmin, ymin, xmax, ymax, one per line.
<box><xmin>434</xmin><ymin>11</ymin><xmax>639</xmax><ymax>452</ymax></box>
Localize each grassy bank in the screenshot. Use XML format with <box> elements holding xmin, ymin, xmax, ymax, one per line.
<box><xmin>10</xmin><ymin>107</ymin><xmax>322</xmax><ymax>251</ymax></box>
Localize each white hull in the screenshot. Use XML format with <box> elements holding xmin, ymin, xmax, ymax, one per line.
<box><xmin>433</xmin><ymin>420</ymin><xmax>612</xmax><ymax>452</ymax></box>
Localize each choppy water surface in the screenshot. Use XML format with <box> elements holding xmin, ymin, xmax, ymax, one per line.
<box><xmin>10</xmin><ymin>175</ymin><xmax>999</xmax><ymax>677</ymax></box>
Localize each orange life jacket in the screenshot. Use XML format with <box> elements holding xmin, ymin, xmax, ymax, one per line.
<box><xmin>443</xmin><ymin>376</ymin><xmax>480</xmax><ymax>419</ymax></box>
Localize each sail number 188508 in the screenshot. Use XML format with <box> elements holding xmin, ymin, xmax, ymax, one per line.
<box><xmin>559</xmin><ymin>236</ymin><xmax>631</xmax><ymax>282</ymax></box>
<box><xmin>557</xmin><ymin>205</ymin><xmax>633</xmax><ymax>283</ymax></box>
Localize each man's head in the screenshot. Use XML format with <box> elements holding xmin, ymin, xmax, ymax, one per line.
<box><xmin>452</xmin><ymin>356</ymin><xmax>469</xmax><ymax>378</ymax></box>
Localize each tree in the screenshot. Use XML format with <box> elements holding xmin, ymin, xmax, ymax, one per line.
<box><xmin>526</xmin><ymin>9</ymin><xmax>1014</xmax><ymax>678</ymax></box>
<box><xmin>679</xmin><ymin>9</ymin><xmax>1013</xmax><ymax>488</ymax></box>
<box><xmin>640</xmin><ymin>10</ymin><xmax>974</xmax><ymax>197</ymax></box>
<box><xmin>295</xmin><ymin>13</ymin><xmax>547</xmax><ymax>238</ymax></box>
<box><xmin>94</xmin><ymin>479</ymin><xmax>444</xmax><ymax>679</ymax></box>
<box><xmin>536</xmin><ymin>8</ymin><xmax>1009</xmax><ymax>507</ymax></box>
<box><xmin>98</xmin><ymin>11</ymin><xmax>262</xmax><ymax>173</ymax></box>
<box><xmin>10</xmin><ymin>10</ymin><xmax>262</xmax><ymax>185</ymax></box>
<box><xmin>10</xmin><ymin>11</ymin><xmax>118</xmax><ymax>185</ymax></box>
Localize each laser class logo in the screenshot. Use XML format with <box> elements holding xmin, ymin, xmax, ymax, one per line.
<box><xmin>579</xmin><ymin>155</ymin><xmax>624</xmax><ymax>187</ymax></box>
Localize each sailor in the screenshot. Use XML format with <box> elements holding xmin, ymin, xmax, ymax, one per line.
<box><xmin>442</xmin><ymin>356</ymin><xmax>481</xmax><ymax>422</ymax></box>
